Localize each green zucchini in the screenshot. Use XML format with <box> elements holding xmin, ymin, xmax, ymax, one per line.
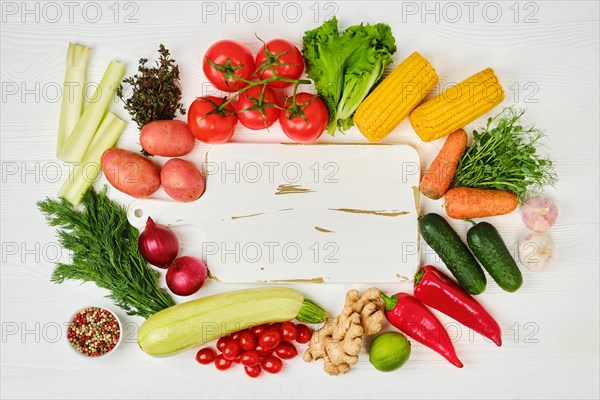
<box><xmin>467</xmin><ymin>221</ymin><xmax>523</xmax><ymax>292</ymax></box>
<box><xmin>138</xmin><ymin>287</ymin><xmax>327</xmax><ymax>356</ymax></box>
<box><xmin>419</xmin><ymin>213</ymin><xmax>487</xmax><ymax>295</ymax></box>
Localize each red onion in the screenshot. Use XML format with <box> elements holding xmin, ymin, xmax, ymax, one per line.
<box><xmin>138</xmin><ymin>217</ymin><xmax>179</xmax><ymax>268</ymax></box>
<box><xmin>166</xmin><ymin>256</ymin><xmax>208</xmax><ymax>296</ymax></box>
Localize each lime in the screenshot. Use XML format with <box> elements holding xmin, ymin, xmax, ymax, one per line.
<box><xmin>369</xmin><ymin>332</ymin><xmax>411</xmax><ymax>372</ymax></box>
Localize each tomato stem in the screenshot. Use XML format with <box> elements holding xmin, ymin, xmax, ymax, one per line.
<box><xmin>213</xmin><ymin>36</ymin><xmax>312</xmax><ymax>114</ymax></box>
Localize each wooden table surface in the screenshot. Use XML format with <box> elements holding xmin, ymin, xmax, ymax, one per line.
<box><xmin>1</xmin><ymin>1</ymin><xmax>598</xmax><ymax>398</ymax></box>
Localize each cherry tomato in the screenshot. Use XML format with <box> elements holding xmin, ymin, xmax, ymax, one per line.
<box><xmin>239</xmin><ymin>331</ymin><xmax>257</xmax><ymax>351</ymax></box>
<box><xmin>296</xmin><ymin>324</ymin><xmax>312</xmax><ymax>344</ymax></box>
<box><xmin>188</xmin><ymin>96</ymin><xmax>237</xmax><ymax>143</ymax></box>
<box><xmin>239</xmin><ymin>350</ymin><xmax>259</xmax><ymax>366</ymax></box>
<box><xmin>279</xmin><ymin>93</ymin><xmax>328</xmax><ymax>143</ymax></box>
<box><xmin>216</xmin><ymin>336</ymin><xmax>230</xmax><ymax>352</ymax></box>
<box><xmin>250</xmin><ymin>324</ymin><xmax>268</xmax><ymax>336</ymax></box>
<box><xmin>195</xmin><ymin>347</ymin><xmax>216</xmax><ymax>364</ymax></box>
<box><xmin>274</xmin><ymin>342</ymin><xmax>298</xmax><ymax>360</ymax></box>
<box><xmin>215</xmin><ymin>354</ymin><xmax>233</xmax><ymax>371</ymax></box>
<box><xmin>259</xmin><ymin>329</ymin><xmax>281</xmax><ymax>350</ymax></box>
<box><xmin>235</xmin><ymin>85</ymin><xmax>281</xmax><ymax>130</ymax></box>
<box><xmin>270</xmin><ymin>322</ymin><xmax>283</xmax><ymax>333</ymax></box>
<box><xmin>255</xmin><ymin>39</ymin><xmax>304</xmax><ymax>88</ymax></box>
<box><xmin>231</xmin><ymin>330</ymin><xmax>244</xmax><ymax>341</ymax></box>
<box><xmin>260</xmin><ymin>355</ymin><xmax>283</xmax><ymax>374</ymax></box>
<box><xmin>281</xmin><ymin>321</ymin><xmax>297</xmax><ymax>342</ymax></box>
<box><xmin>255</xmin><ymin>345</ymin><xmax>273</xmax><ymax>358</ymax></box>
<box><xmin>244</xmin><ymin>364</ymin><xmax>262</xmax><ymax>378</ymax></box>
<box><xmin>203</xmin><ymin>40</ymin><xmax>255</xmax><ymax>92</ymax></box>
<box><xmin>222</xmin><ymin>340</ymin><xmax>241</xmax><ymax>360</ymax></box>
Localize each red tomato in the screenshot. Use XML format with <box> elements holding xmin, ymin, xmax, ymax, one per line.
<box><xmin>222</xmin><ymin>340</ymin><xmax>241</xmax><ymax>360</ymax></box>
<box><xmin>250</xmin><ymin>324</ymin><xmax>268</xmax><ymax>336</ymax></box>
<box><xmin>239</xmin><ymin>331</ymin><xmax>257</xmax><ymax>351</ymax></box>
<box><xmin>260</xmin><ymin>355</ymin><xmax>283</xmax><ymax>374</ymax></box>
<box><xmin>280</xmin><ymin>93</ymin><xmax>328</xmax><ymax>143</ymax></box>
<box><xmin>203</xmin><ymin>40</ymin><xmax>255</xmax><ymax>92</ymax></box>
<box><xmin>188</xmin><ymin>96</ymin><xmax>237</xmax><ymax>143</ymax></box>
<box><xmin>216</xmin><ymin>336</ymin><xmax>230</xmax><ymax>352</ymax></box>
<box><xmin>240</xmin><ymin>350</ymin><xmax>259</xmax><ymax>366</ymax></box>
<box><xmin>235</xmin><ymin>85</ymin><xmax>281</xmax><ymax>130</ymax></box>
<box><xmin>255</xmin><ymin>39</ymin><xmax>304</xmax><ymax>88</ymax></box>
<box><xmin>296</xmin><ymin>324</ymin><xmax>312</xmax><ymax>344</ymax></box>
<box><xmin>280</xmin><ymin>322</ymin><xmax>297</xmax><ymax>341</ymax></box>
<box><xmin>259</xmin><ymin>329</ymin><xmax>282</xmax><ymax>350</ymax></box>
<box><xmin>274</xmin><ymin>342</ymin><xmax>298</xmax><ymax>360</ymax></box>
<box><xmin>270</xmin><ymin>322</ymin><xmax>283</xmax><ymax>333</ymax></box>
<box><xmin>231</xmin><ymin>330</ymin><xmax>244</xmax><ymax>341</ymax></box>
<box><xmin>244</xmin><ymin>364</ymin><xmax>262</xmax><ymax>378</ymax></box>
<box><xmin>255</xmin><ymin>345</ymin><xmax>273</xmax><ymax>358</ymax></box>
<box><xmin>195</xmin><ymin>347</ymin><xmax>216</xmax><ymax>364</ymax></box>
<box><xmin>215</xmin><ymin>354</ymin><xmax>233</xmax><ymax>371</ymax></box>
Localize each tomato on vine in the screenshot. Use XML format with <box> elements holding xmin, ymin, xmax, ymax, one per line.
<box><xmin>235</xmin><ymin>85</ymin><xmax>281</xmax><ymax>130</ymax></box>
<box><xmin>280</xmin><ymin>93</ymin><xmax>328</xmax><ymax>143</ymax></box>
<box><xmin>255</xmin><ymin>39</ymin><xmax>304</xmax><ymax>88</ymax></box>
<box><xmin>187</xmin><ymin>96</ymin><xmax>237</xmax><ymax>143</ymax></box>
<box><xmin>203</xmin><ymin>40</ymin><xmax>255</xmax><ymax>92</ymax></box>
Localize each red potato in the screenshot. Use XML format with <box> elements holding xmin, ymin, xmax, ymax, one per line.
<box><xmin>161</xmin><ymin>158</ymin><xmax>205</xmax><ymax>202</ymax></box>
<box><xmin>101</xmin><ymin>148</ymin><xmax>161</xmax><ymax>198</ymax></box>
<box><xmin>140</xmin><ymin>120</ymin><xmax>195</xmax><ymax>157</ymax></box>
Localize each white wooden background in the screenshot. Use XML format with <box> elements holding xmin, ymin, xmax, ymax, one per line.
<box><xmin>1</xmin><ymin>1</ymin><xmax>599</xmax><ymax>398</ymax></box>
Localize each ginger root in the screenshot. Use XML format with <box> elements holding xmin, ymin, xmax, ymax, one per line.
<box><xmin>303</xmin><ymin>288</ymin><xmax>384</xmax><ymax>376</ymax></box>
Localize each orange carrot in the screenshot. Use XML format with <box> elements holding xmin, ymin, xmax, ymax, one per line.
<box><xmin>445</xmin><ymin>188</ymin><xmax>518</xmax><ymax>219</ymax></box>
<box><xmin>420</xmin><ymin>129</ymin><xmax>467</xmax><ymax>199</ymax></box>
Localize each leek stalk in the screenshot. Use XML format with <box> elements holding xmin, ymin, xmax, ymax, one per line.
<box><xmin>58</xmin><ymin>61</ymin><xmax>126</xmax><ymax>163</ymax></box>
<box><xmin>59</xmin><ymin>112</ymin><xmax>126</xmax><ymax>205</ymax></box>
<box><xmin>57</xmin><ymin>43</ymin><xmax>91</xmax><ymax>159</ymax></box>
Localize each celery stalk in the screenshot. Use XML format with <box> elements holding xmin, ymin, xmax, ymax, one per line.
<box><xmin>59</xmin><ymin>112</ymin><xmax>126</xmax><ymax>205</ymax></box>
<box><xmin>58</xmin><ymin>61</ymin><xmax>126</xmax><ymax>163</ymax></box>
<box><xmin>57</xmin><ymin>43</ymin><xmax>91</xmax><ymax>159</ymax></box>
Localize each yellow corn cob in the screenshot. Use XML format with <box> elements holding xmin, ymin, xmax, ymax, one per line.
<box><xmin>354</xmin><ymin>52</ymin><xmax>438</xmax><ymax>142</ymax></box>
<box><xmin>409</xmin><ymin>68</ymin><xmax>505</xmax><ymax>142</ymax></box>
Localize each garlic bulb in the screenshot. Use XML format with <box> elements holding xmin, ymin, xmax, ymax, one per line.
<box><xmin>518</xmin><ymin>233</ymin><xmax>554</xmax><ymax>272</ymax></box>
<box><xmin>521</xmin><ymin>196</ymin><xmax>558</xmax><ymax>232</ymax></box>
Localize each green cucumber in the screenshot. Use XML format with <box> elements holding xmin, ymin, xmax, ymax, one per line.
<box><xmin>467</xmin><ymin>221</ymin><xmax>523</xmax><ymax>292</ymax></box>
<box><xmin>138</xmin><ymin>287</ymin><xmax>327</xmax><ymax>356</ymax></box>
<box><xmin>419</xmin><ymin>213</ymin><xmax>487</xmax><ymax>295</ymax></box>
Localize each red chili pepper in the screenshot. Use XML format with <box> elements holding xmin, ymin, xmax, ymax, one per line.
<box><xmin>414</xmin><ymin>265</ymin><xmax>502</xmax><ymax>346</ymax></box>
<box><xmin>380</xmin><ymin>292</ymin><xmax>463</xmax><ymax>368</ymax></box>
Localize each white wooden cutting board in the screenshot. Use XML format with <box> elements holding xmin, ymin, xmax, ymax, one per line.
<box><xmin>127</xmin><ymin>144</ymin><xmax>420</xmax><ymax>282</ymax></box>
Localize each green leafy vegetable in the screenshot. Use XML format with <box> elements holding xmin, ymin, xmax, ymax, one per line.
<box><xmin>38</xmin><ymin>187</ymin><xmax>174</xmax><ymax>318</ymax></box>
<box><xmin>453</xmin><ymin>107</ymin><xmax>557</xmax><ymax>201</ymax></box>
<box><xmin>117</xmin><ymin>44</ymin><xmax>185</xmax><ymax>151</ymax></box>
<box><xmin>302</xmin><ymin>17</ymin><xmax>396</xmax><ymax>134</ymax></box>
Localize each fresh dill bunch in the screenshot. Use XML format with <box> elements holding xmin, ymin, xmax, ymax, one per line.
<box><xmin>37</xmin><ymin>187</ymin><xmax>174</xmax><ymax>318</ymax></box>
<box><xmin>453</xmin><ymin>107</ymin><xmax>557</xmax><ymax>201</ymax></box>
<box><xmin>117</xmin><ymin>44</ymin><xmax>185</xmax><ymax>154</ymax></box>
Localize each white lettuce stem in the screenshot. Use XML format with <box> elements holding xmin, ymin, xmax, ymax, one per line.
<box><xmin>59</xmin><ymin>112</ymin><xmax>126</xmax><ymax>205</ymax></box>
<box><xmin>57</xmin><ymin>43</ymin><xmax>91</xmax><ymax>159</ymax></box>
<box><xmin>58</xmin><ymin>60</ymin><xmax>126</xmax><ymax>163</ymax></box>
